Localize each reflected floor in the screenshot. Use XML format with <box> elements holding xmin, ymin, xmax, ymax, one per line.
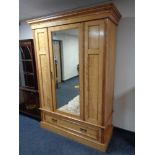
<box><xmin>59</xmin><ymin>95</ymin><xmax>79</xmax><ymax>115</ymax></box>
<box><xmin>56</xmin><ymin>76</ymin><xmax>79</xmax><ymax>113</ymax></box>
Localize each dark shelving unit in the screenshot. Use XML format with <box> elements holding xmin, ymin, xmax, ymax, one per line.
<box><xmin>19</xmin><ymin>39</ymin><xmax>40</xmax><ymax>120</ymax></box>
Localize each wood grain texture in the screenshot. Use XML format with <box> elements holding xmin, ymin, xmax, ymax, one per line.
<box><xmin>103</xmin><ymin>19</ymin><xmax>117</xmax><ymax>125</ymax></box>
<box><xmin>44</xmin><ymin>112</ymin><xmax>99</xmax><ymax>140</ymax></box>
<box><xmin>40</xmin><ymin>121</ymin><xmax>109</xmax><ymax>152</ymax></box>
<box><xmin>27</xmin><ymin>3</ymin><xmax>121</xmax><ymax>29</ymax></box>
<box><xmin>88</xmin><ymin>55</ymin><xmax>99</xmax><ymax>121</ymax></box>
<box><xmin>30</xmin><ymin>3</ymin><xmax>121</xmax><ymax>152</ymax></box>
<box><xmin>84</xmin><ymin>20</ymin><xmax>105</xmax><ymax>125</ymax></box>
<box><xmin>34</xmin><ymin>28</ymin><xmax>53</xmax><ymax>110</ymax></box>
<box><xmin>88</xmin><ymin>26</ymin><xmax>100</xmax><ymax>49</ymax></box>
<box><xmin>40</xmin><ymin>108</ymin><xmax>105</xmax><ymax>129</ymax></box>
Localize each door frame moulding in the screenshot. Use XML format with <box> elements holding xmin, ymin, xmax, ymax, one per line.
<box><xmin>47</xmin><ymin>23</ymin><xmax>84</xmax><ymax>119</ymax></box>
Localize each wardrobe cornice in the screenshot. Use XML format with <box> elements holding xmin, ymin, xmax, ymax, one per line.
<box><xmin>27</xmin><ymin>3</ymin><xmax>121</xmax><ymax>29</ymax></box>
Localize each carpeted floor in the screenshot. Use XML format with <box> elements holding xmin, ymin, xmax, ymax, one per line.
<box><xmin>56</xmin><ymin>76</ymin><xmax>79</xmax><ymax>108</ymax></box>
<box><xmin>19</xmin><ymin>115</ymin><xmax>135</xmax><ymax>155</ymax></box>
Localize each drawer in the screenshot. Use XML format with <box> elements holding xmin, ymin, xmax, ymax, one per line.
<box><xmin>44</xmin><ymin>114</ymin><xmax>59</xmax><ymax>125</ymax></box>
<box><xmin>58</xmin><ymin>119</ymin><xmax>99</xmax><ymax>140</ymax></box>
<box><xmin>44</xmin><ymin>113</ymin><xmax>99</xmax><ymax>140</ymax></box>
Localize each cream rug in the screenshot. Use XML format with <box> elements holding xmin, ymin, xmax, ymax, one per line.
<box><xmin>58</xmin><ymin>95</ymin><xmax>80</xmax><ymax>115</ymax></box>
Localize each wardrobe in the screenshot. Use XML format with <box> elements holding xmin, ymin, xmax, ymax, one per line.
<box><xmin>27</xmin><ymin>3</ymin><xmax>121</xmax><ymax>152</ymax></box>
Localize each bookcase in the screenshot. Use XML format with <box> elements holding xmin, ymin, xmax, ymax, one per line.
<box><xmin>19</xmin><ymin>39</ymin><xmax>40</xmax><ymax>119</ymax></box>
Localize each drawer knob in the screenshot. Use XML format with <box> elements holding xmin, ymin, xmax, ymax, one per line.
<box><xmin>51</xmin><ymin>118</ymin><xmax>57</xmax><ymax>123</ymax></box>
<box><xmin>80</xmin><ymin>128</ymin><xmax>87</xmax><ymax>133</ymax></box>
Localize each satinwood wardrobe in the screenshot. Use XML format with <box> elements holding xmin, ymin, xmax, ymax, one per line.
<box><xmin>27</xmin><ymin>3</ymin><xmax>121</xmax><ymax>152</ymax></box>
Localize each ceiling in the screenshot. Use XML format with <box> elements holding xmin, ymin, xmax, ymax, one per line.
<box><xmin>19</xmin><ymin>0</ymin><xmax>135</xmax><ymax>21</ymax></box>
<box><xmin>19</xmin><ymin>0</ymin><xmax>110</xmax><ymax>21</ymax></box>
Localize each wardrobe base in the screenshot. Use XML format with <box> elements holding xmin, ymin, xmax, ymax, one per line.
<box><xmin>40</xmin><ymin>121</ymin><xmax>113</xmax><ymax>152</ymax></box>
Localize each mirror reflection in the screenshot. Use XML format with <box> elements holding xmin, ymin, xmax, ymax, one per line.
<box><xmin>52</xmin><ymin>29</ymin><xmax>80</xmax><ymax>116</ymax></box>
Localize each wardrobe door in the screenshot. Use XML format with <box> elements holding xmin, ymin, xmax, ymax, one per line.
<box><xmin>33</xmin><ymin>28</ymin><xmax>53</xmax><ymax>110</ymax></box>
<box><xmin>84</xmin><ymin>20</ymin><xmax>105</xmax><ymax>125</ymax></box>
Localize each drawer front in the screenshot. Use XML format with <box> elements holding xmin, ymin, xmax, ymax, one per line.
<box><xmin>44</xmin><ymin>114</ymin><xmax>58</xmax><ymax>125</ymax></box>
<box><xmin>44</xmin><ymin>113</ymin><xmax>99</xmax><ymax>140</ymax></box>
<box><xmin>58</xmin><ymin>119</ymin><xmax>99</xmax><ymax>140</ymax></box>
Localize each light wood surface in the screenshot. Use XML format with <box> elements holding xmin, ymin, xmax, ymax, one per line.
<box><xmin>40</xmin><ymin>108</ymin><xmax>106</xmax><ymax>129</ymax></box>
<box><xmin>44</xmin><ymin>112</ymin><xmax>99</xmax><ymax>140</ymax></box>
<box><xmin>103</xmin><ymin>19</ymin><xmax>117</xmax><ymax>125</ymax></box>
<box><xmin>33</xmin><ymin>28</ymin><xmax>53</xmax><ymax>111</ymax></box>
<box><xmin>27</xmin><ymin>3</ymin><xmax>121</xmax><ymax>29</ymax></box>
<box><xmin>41</xmin><ymin>121</ymin><xmax>111</xmax><ymax>152</ymax></box>
<box><xmin>84</xmin><ymin>20</ymin><xmax>105</xmax><ymax>125</ymax></box>
<box><xmin>29</xmin><ymin>3</ymin><xmax>121</xmax><ymax>152</ymax></box>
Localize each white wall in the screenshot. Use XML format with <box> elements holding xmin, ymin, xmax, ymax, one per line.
<box><xmin>112</xmin><ymin>0</ymin><xmax>135</xmax><ymax>132</ymax></box>
<box><xmin>19</xmin><ymin>21</ymin><xmax>32</xmax><ymax>40</ymax></box>
<box><xmin>53</xmin><ymin>33</ymin><xmax>79</xmax><ymax>81</ymax></box>
<box><xmin>113</xmin><ymin>17</ymin><xmax>135</xmax><ymax>131</ymax></box>
<box><xmin>19</xmin><ymin>0</ymin><xmax>135</xmax><ymax>131</ymax></box>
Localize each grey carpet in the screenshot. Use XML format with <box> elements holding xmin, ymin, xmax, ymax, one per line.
<box><xmin>19</xmin><ymin>115</ymin><xmax>135</xmax><ymax>155</ymax></box>
<box><xmin>56</xmin><ymin>76</ymin><xmax>79</xmax><ymax>108</ymax></box>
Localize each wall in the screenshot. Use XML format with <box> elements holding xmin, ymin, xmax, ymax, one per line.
<box><xmin>53</xmin><ymin>33</ymin><xmax>79</xmax><ymax>81</ymax></box>
<box><xmin>113</xmin><ymin>17</ymin><xmax>135</xmax><ymax>131</ymax></box>
<box><xmin>19</xmin><ymin>21</ymin><xmax>32</xmax><ymax>40</ymax></box>
<box><xmin>112</xmin><ymin>0</ymin><xmax>135</xmax><ymax>132</ymax></box>
<box><xmin>19</xmin><ymin>0</ymin><xmax>135</xmax><ymax>131</ymax></box>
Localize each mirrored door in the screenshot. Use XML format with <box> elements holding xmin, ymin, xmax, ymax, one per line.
<box><xmin>48</xmin><ymin>24</ymin><xmax>83</xmax><ymax>117</ymax></box>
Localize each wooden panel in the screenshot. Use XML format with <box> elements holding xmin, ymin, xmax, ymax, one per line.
<box><xmin>40</xmin><ymin>108</ymin><xmax>105</xmax><ymax>129</ymax></box>
<box><xmin>34</xmin><ymin>28</ymin><xmax>53</xmax><ymax>110</ymax></box>
<box><xmin>44</xmin><ymin>112</ymin><xmax>99</xmax><ymax>140</ymax></box>
<box><xmin>44</xmin><ymin>113</ymin><xmax>58</xmax><ymax>125</ymax></box>
<box><xmin>88</xmin><ymin>55</ymin><xmax>99</xmax><ymax>121</ymax></box>
<box><xmin>58</xmin><ymin>119</ymin><xmax>98</xmax><ymax>140</ymax></box>
<box><xmin>19</xmin><ymin>90</ymin><xmax>40</xmax><ymax>120</ymax></box>
<box><xmin>27</xmin><ymin>3</ymin><xmax>121</xmax><ymax>29</ymax></box>
<box><xmin>38</xmin><ymin>32</ymin><xmax>46</xmax><ymax>51</ymax></box>
<box><xmin>85</xmin><ymin>20</ymin><xmax>105</xmax><ymax>125</ymax></box>
<box><xmin>103</xmin><ymin>19</ymin><xmax>117</xmax><ymax>125</ymax></box>
<box><xmin>39</xmin><ymin>55</ymin><xmax>52</xmax><ymax>108</ymax></box>
<box><xmin>88</xmin><ymin>26</ymin><xmax>99</xmax><ymax>49</ymax></box>
<box><xmin>41</xmin><ymin>121</ymin><xmax>108</xmax><ymax>152</ymax></box>
<box><xmin>102</xmin><ymin>116</ymin><xmax>112</xmax><ymax>143</ymax></box>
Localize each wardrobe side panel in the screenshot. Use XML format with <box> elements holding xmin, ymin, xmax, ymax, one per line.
<box><xmin>34</xmin><ymin>28</ymin><xmax>53</xmax><ymax>110</ymax></box>
<box><xmin>84</xmin><ymin>20</ymin><xmax>105</xmax><ymax>125</ymax></box>
<box><xmin>103</xmin><ymin>19</ymin><xmax>117</xmax><ymax>125</ymax></box>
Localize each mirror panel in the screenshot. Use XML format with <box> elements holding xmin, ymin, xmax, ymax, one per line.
<box><xmin>51</xmin><ymin>28</ymin><xmax>80</xmax><ymax>116</ymax></box>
